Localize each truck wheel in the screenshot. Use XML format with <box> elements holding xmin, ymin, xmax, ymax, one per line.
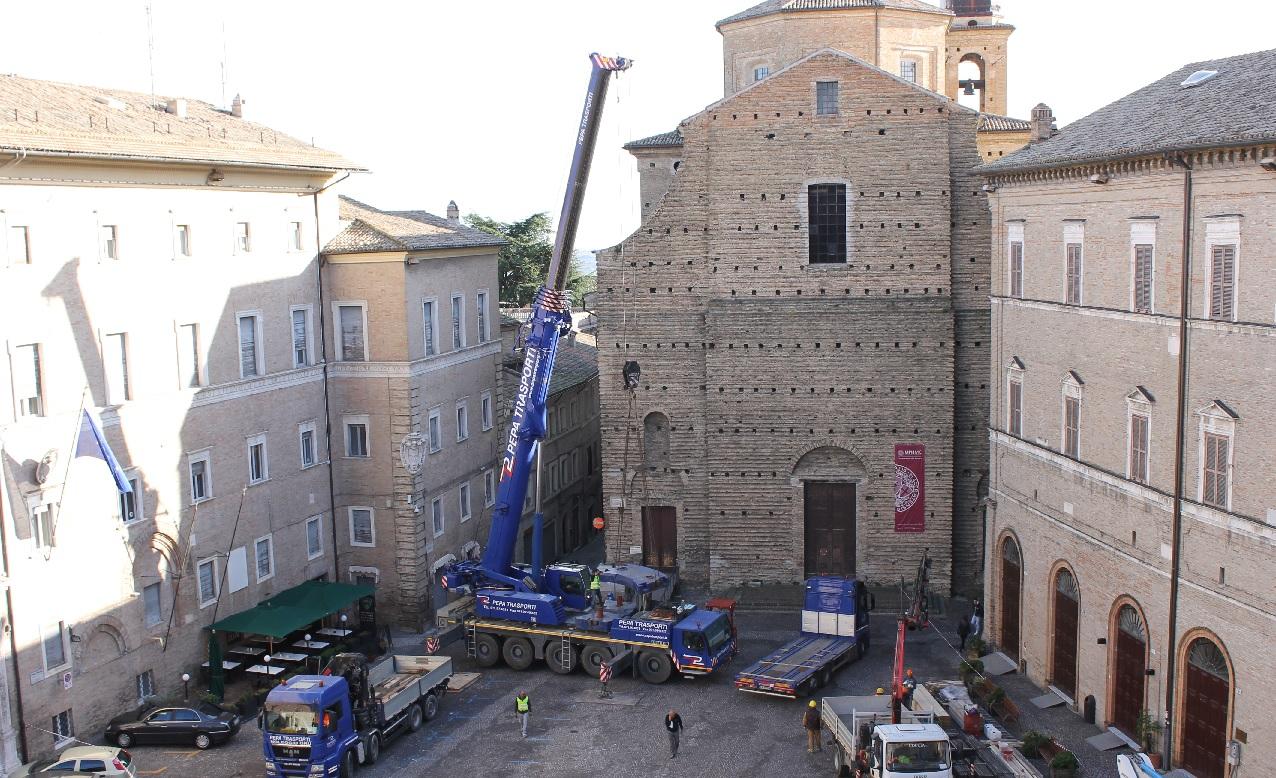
<box><xmin>341</xmin><ymin>749</ymin><xmax>356</xmax><ymax>778</ymax></box>
<box><xmin>502</xmin><ymin>636</ymin><xmax>534</xmax><ymax>670</ymax></box>
<box><xmin>423</xmin><ymin>692</ymin><xmax>440</xmax><ymax>721</ymax></box>
<box><xmin>857</xmin><ymin>635</ymin><xmax>868</xmax><ymax>660</ymax></box>
<box><xmin>638</xmin><ymin>651</ymin><xmax>672</xmax><ymax>684</ymax></box>
<box><xmin>818</xmin><ymin>668</ymin><xmax>832</xmax><ymax>688</ymax></box>
<box><xmin>580</xmin><ymin>643</ymin><xmax>613</xmax><ymax>677</ymax></box>
<box><xmin>833</xmin><ymin>745</ymin><xmax>850</xmax><ymax>776</ymax></box>
<box><xmin>546</xmin><ymin>642</ymin><xmax>578</xmax><ymax>674</ymax></box>
<box><xmin>364</xmin><ymin>733</ymin><xmax>380</xmax><ymax>765</ymax></box>
<box><xmin>408</xmin><ymin>702</ymin><xmax>424</xmax><ymax>732</ymax></box>
<box><xmin>474</xmin><ymin>632</ymin><xmax>500</xmax><ymax>667</ymax></box>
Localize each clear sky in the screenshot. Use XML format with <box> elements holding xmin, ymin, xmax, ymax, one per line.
<box><xmin>3</xmin><ymin>0</ymin><xmax>1271</xmax><ymax>259</ymax></box>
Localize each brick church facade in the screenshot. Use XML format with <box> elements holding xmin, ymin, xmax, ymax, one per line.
<box><xmin>597</xmin><ymin>0</ymin><xmax>1023</xmax><ymax>594</ymax></box>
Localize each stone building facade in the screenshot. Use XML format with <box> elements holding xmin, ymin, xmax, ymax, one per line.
<box><xmin>0</xmin><ymin>77</ymin><xmax>354</xmax><ymax>763</ymax></box>
<box><xmin>981</xmin><ymin>49</ymin><xmax>1276</xmax><ymax>778</ymax></box>
<box><xmin>498</xmin><ymin>314</ymin><xmax>603</xmax><ymax>565</ymax></box>
<box><xmin>597</xmin><ymin>43</ymin><xmax>993</xmax><ymax>594</ymax></box>
<box><xmin>322</xmin><ymin>197</ymin><xmax>503</xmax><ymax>631</ymax></box>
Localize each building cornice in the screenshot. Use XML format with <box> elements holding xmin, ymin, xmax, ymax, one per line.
<box><xmin>982</xmin><ymin>142</ymin><xmax>1276</xmax><ymax>185</ymax></box>
<box><xmin>991</xmin><ymin>296</ymin><xmax>1276</xmax><ymax>337</ymax></box>
<box><xmin>328</xmin><ymin>341</ymin><xmax>502</xmax><ymax>380</ymax></box>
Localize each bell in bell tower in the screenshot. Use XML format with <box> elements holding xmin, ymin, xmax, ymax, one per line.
<box><xmin>944</xmin><ymin>0</ymin><xmax>1013</xmax><ymax>115</ymax></box>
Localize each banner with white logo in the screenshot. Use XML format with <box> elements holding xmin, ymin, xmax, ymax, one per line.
<box><xmin>894</xmin><ymin>443</ymin><xmax>925</xmax><ymax>533</ymax></box>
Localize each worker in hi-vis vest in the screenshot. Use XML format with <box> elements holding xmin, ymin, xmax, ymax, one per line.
<box><xmin>515</xmin><ymin>691</ymin><xmax>531</xmax><ymax>738</ymax></box>
<box><xmin>590</xmin><ymin>570</ymin><xmax>603</xmax><ymax>608</ymax></box>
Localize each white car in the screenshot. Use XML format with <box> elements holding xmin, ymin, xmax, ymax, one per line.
<box><xmin>7</xmin><ymin>746</ymin><xmax>136</xmax><ymax>777</ymax></box>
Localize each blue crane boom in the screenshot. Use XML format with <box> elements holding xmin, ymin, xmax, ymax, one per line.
<box><xmin>444</xmin><ymin>53</ymin><xmax>631</xmax><ymax>594</ymax></box>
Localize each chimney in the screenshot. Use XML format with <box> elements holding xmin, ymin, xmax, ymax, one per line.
<box><xmin>446</xmin><ymin>200</ymin><xmax>460</xmax><ymax>221</ymax></box>
<box><xmin>1030</xmin><ymin>103</ymin><xmax>1056</xmax><ymax>142</ymax></box>
<box><xmin>165</xmin><ymin>98</ymin><xmax>187</xmax><ymax>119</ymax></box>
<box><xmin>231</xmin><ymin>93</ymin><xmax>246</xmax><ymax>119</ymax></box>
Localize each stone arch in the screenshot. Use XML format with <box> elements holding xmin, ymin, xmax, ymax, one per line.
<box><xmin>643</xmin><ymin>411</ymin><xmax>670</xmax><ymax>469</ymax></box>
<box><xmin>1046</xmin><ymin>560</ymin><xmax>1081</xmax><ymax>700</ymax></box>
<box><xmin>957</xmin><ymin>52</ymin><xmax>986</xmax><ymax>111</ymax></box>
<box><xmin>80</xmin><ymin>619</ymin><xmax>127</xmax><ymax>671</ymax></box>
<box><xmin>791</xmin><ymin>445</ymin><xmax>867</xmax><ymax>481</ymax></box>
<box><xmin>995</xmin><ymin>531</ymin><xmax>1022</xmax><ymax>661</ymax></box>
<box><xmin>1106</xmin><ymin>596</ymin><xmax>1150</xmax><ymax>737</ymax></box>
<box><xmin>1175</xmin><ymin>629</ymin><xmax>1234</xmax><ymax>778</ymax></box>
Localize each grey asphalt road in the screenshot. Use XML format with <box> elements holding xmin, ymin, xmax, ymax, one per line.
<box><xmin>126</xmin><ymin>609</ymin><xmax>972</xmax><ymax>777</ymax></box>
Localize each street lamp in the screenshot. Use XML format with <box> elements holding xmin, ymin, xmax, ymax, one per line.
<box><xmin>263</xmin><ymin>654</ymin><xmax>272</xmax><ymax>681</ymax></box>
<box><xmin>181</xmin><ymin>672</ymin><xmax>190</xmax><ymax>701</ymax></box>
<box><xmin>304</xmin><ymin>634</ymin><xmax>314</xmax><ymax>673</ymax></box>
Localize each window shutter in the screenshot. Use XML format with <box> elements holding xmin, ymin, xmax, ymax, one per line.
<box><xmin>292</xmin><ymin>310</ymin><xmax>307</xmax><ymax>363</ymax></box>
<box><xmin>1210</xmin><ymin>245</ymin><xmax>1235</xmax><ymax>320</ymax></box>
<box><xmin>238</xmin><ymin>317</ymin><xmax>257</xmax><ymax>376</ymax></box>
<box><xmin>1010</xmin><ymin>242</ymin><xmax>1023</xmax><ymax>297</ymax></box>
<box><xmin>13</xmin><ymin>344</ymin><xmax>38</xmax><ymax>400</ymax></box>
<box><xmin>1134</xmin><ymin>244</ymin><xmax>1153</xmax><ymax>312</ymax></box>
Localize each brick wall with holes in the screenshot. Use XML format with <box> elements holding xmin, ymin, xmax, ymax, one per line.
<box><xmin>597</xmin><ymin>51</ymin><xmax>992</xmax><ymax>592</ymax></box>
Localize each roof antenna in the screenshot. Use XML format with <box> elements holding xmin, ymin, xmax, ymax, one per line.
<box><xmin>146</xmin><ymin>2</ymin><xmax>156</xmax><ymax>102</ymax></box>
<box><xmin>219</xmin><ymin>19</ymin><xmax>228</xmax><ymax>108</ymax></box>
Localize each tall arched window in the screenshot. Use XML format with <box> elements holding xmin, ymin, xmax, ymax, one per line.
<box><xmin>643</xmin><ymin>412</ymin><xmax>670</xmax><ymax>469</ymax></box>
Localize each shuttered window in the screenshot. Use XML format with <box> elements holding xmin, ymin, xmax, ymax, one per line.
<box><xmin>104</xmin><ymin>332</ymin><xmax>131</xmax><ymax>403</ymax></box>
<box><xmin>423</xmin><ymin>300</ymin><xmax>437</xmax><ymax>356</ymax></box>
<box><xmin>1009</xmin><ymin>241</ymin><xmax>1023</xmax><ymax>298</ymax></box>
<box><xmin>1208</xmin><ymin>244</ymin><xmax>1235</xmax><ymax>321</ymax></box>
<box><xmin>1009</xmin><ymin>379</ymin><xmax>1023</xmax><ymax>435</ymax></box>
<box><xmin>1065</xmin><ymin>243</ymin><xmax>1083</xmax><ymax>304</ymax></box>
<box><xmin>350</xmin><ymin>508</ymin><xmax>374</xmax><ymax>546</ymax></box>
<box><xmin>338</xmin><ymin>305</ymin><xmax>366</xmax><ymax>361</ymax></box>
<box><xmin>292</xmin><ymin>308</ymin><xmax>310</xmax><ymax>367</ymax></box>
<box><xmin>1202</xmin><ymin>432</ymin><xmax>1229</xmax><ymax>508</ymax></box>
<box><xmin>237</xmin><ymin>315</ymin><xmax>260</xmax><ymax>377</ymax></box>
<box><xmin>1129</xmin><ymin>413</ymin><xmax>1150</xmax><ymax>483</ymax></box>
<box><xmin>13</xmin><ymin>343</ymin><xmax>43</xmax><ymax>416</ymax></box>
<box><xmin>1063</xmin><ymin>396</ymin><xmax>1080</xmax><ymax>458</ymax></box>
<box><xmin>178</xmin><ymin>324</ymin><xmax>201</xmax><ymax>388</ymax></box>
<box><xmin>451</xmin><ymin>295</ymin><xmax>465</xmax><ymax>350</ymax></box>
<box><xmin>1133</xmin><ymin>244</ymin><xmax>1153</xmax><ymax>313</ymax></box>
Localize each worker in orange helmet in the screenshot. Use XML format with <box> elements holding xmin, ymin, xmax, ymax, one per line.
<box><xmin>902</xmin><ymin>668</ymin><xmax>918</xmax><ymax>709</ymax></box>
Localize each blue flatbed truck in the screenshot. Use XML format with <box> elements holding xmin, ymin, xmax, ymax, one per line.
<box><xmin>735</xmin><ymin>577</ymin><xmax>871</xmax><ymax>698</ymax></box>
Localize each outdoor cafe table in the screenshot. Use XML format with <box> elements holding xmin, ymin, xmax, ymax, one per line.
<box><xmin>227</xmin><ymin>645</ymin><xmax>266</xmax><ymax>658</ymax></box>
<box><xmin>245</xmin><ymin>664</ymin><xmax>286</xmax><ymax>677</ymax></box>
<box><xmin>201</xmin><ymin>660</ymin><xmax>241</xmax><ymax>671</ymax></box>
<box><xmin>317</xmin><ymin>627</ymin><xmax>353</xmax><ymax>638</ymax></box>
<box><xmin>269</xmin><ymin>651</ymin><xmax>307</xmax><ymax>663</ymax></box>
<box><xmin>293</xmin><ymin>639</ymin><xmax>330</xmax><ymax>651</ymax></box>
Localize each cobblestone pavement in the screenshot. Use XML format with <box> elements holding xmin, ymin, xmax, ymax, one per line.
<box><xmin>122</xmin><ymin>607</ymin><xmax>1127</xmax><ymax>777</ymax></box>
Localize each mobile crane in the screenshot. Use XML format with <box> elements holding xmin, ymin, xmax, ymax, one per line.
<box><xmin>437</xmin><ymin>53</ymin><xmax>737</xmax><ymax>684</ymax></box>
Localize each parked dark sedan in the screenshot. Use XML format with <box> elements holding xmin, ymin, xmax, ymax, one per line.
<box><xmin>105</xmin><ymin>703</ymin><xmax>241</xmax><ymax>749</ymax></box>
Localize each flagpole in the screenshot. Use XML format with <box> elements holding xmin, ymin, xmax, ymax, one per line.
<box><xmin>50</xmin><ymin>385</ymin><xmax>91</xmax><ymax>542</ymax></box>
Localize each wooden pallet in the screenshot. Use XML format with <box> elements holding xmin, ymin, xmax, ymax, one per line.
<box><xmin>447</xmin><ymin>672</ymin><xmax>481</xmax><ymax>693</ymax></box>
<box><xmin>373</xmin><ymin>674</ymin><xmax>419</xmax><ymax>701</ymax></box>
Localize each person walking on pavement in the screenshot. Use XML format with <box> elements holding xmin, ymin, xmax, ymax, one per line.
<box><xmin>803</xmin><ymin>700</ymin><xmax>822</xmax><ymax>753</ymax></box>
<box><xmin>664</xmin><ymin>709</ymin><xmax>683</xmax><ymax>758</ymax></box>
<box><xmin>515</xmin><ymin>691</ymin><xmax>531</xmax><ymax>738</ymax></box>
<box><xmin>971</xmin><ymin>599</ymin><xmax>984</xmax><ymax>638</ymax></box>
<box><xmin>957</xmin><ymin>612</ymin><xmax>971</xmax><ymax>652</ymax></box>
<box><xmin>902</xmin><ymin>669</ymin><xmax>917</xmax><ymax>709</ymax></box>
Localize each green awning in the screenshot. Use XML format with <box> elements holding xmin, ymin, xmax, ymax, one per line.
<box><xmin>208</xmin><ymin>580</ymin><xmax>374</xmax><ymax>639</ymax></box>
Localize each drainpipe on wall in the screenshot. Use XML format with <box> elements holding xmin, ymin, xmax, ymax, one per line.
<box><xmin>1162</xmin><ymin>154</ymin><xmax>1193</xmax><ymax>770</ymax></box>
<box><xmin>307</xmin><ymin>175</ymin><xmax>350</xmax><ymax>583</ymax></box>
<box><xmin>0</xmin><ymin>469</ymin><xmax>28</xmax><ymax>764</ymax></box>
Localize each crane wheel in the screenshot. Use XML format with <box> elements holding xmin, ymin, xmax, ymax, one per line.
<box><xmin>474</xmin><ymin>633</ymin><xmax>500</xmax><ymax>667</ymax></box>
<box><xmin>638</xmin><ymin>651</ymin><xmax>672</xmax><ymax>684</ymax></box>
<box><xmin>581</xmin><ymin>643</ymin><xmax>613</xmax><ymax>677</ymax></box>
<box><xmin>502</xmin><ymin>636</ymin><xmax>534</xmax><ymax>670</ymax></box>
<box><xmin>547</xmin><ymin>642</ymin><xmax>578</xmax><ymax>674</ymax></box>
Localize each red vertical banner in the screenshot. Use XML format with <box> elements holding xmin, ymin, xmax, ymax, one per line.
<box><xmin>894</xmin><ymin>443</ymin><xmax>925</xmax><ymax>533</ymax></box>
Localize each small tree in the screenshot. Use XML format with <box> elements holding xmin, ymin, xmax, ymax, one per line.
<box><xmin>1136</xmin><ymin>710</ymin><xmax>1161</xmax><ymax>752</ymax></box>
<box><xmin>466</xmin><ymin>212</ymin><xmax>590</xmax><ymax>308</ymax></box>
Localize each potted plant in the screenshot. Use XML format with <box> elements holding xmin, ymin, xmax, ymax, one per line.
<box><xmin>1020</xmin><ymin>730</ymin><xmax>1051</xmax><ymax>759</ymax></box>
<box><xmin>1135</xmin><ymin>710</ymin><xmax>1163</xmax><ymax>768</ymax></box>
<box><xmin>959</xmin><ymin>658</ymin><xmax>984</xmax><ymax>685</ymax></box>
<box><xmin>1049</xmin><ymin>750</ymin><xmax>1079</xmax><ymax>778</ymax></box>
<box><xmin>967</xmin><ymin>636</ymin><xmax>986</xmax><ymax>658</ymax></box>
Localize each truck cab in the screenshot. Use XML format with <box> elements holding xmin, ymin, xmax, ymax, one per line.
<box><xmin>541</xmin><ymin>563</ymin><xmax>591</xmax><ymax>610</ymax></box>
<box><xmin>263</xmin><ymin>677</ymin><xmax>355</xmax><ymax>777</ymax></box>
<box><xmin>866</xmin><ymin>724</ymin><xmax>952</xmax><ymax>778</ymax></box>
<box><xmin>670</xmin><ymin>609</ymin><xmax>736</xmax><ymax>675</ymax></box>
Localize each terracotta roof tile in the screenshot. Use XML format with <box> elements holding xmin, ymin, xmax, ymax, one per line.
<box><xmin>325</xmin><ymin>196</ymin><xmax>506</xmax><ymax>254</ymax></box>
<box><xmin>718</xmin><ymin>0</ymin><xmax>950</xmax><ymax>27</ymax></box>
<box><xmin>623</xmin><ymin>129</ymin><xmax>684</xmax><ymax>150</ymax></box>
<box><xmin>0</xmin><ymin>74</ymin><xmax>358</xmax><ymax>171</ymax></box>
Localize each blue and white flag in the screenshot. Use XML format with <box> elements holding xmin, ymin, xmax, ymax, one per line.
<box><xmin>74</xmin><ymin>409</ymin><xmax>131</xmax><ymax>494</ymax></box>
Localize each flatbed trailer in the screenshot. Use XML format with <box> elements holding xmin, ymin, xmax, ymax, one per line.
<box><xmin>736</xmin><ymin>576</ymin><xmax>871</xmax><ymax>698</ymax></box>
<box><xmin>735</xmin><ymin>634</ymin><xmax>863</xmax><ymax>697</ymax></box>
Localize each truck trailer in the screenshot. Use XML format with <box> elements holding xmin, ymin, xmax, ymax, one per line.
<box><xmin>440</xmin><ymin>595</ymin><xmax>736</xmax><ymax>684</ymax></box>
<box><xmin>735</xmin><ymin>577</ymin><xmax>871</xmax><ymax>698</ymax></box>
<box><xmin>262</xmin><ymin>654</ymin><xmax>452</xmax><ymax>777</ymax></box>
